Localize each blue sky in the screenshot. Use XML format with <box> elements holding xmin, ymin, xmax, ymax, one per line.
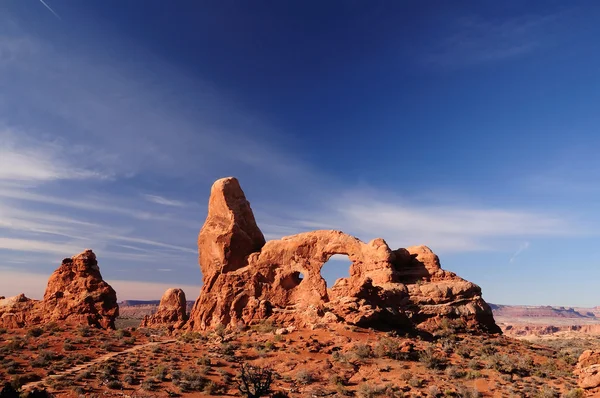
<box><xmin>1</xmin><ymin>1</ymin><xmax>599</xmax><ymax>306</ymax></box>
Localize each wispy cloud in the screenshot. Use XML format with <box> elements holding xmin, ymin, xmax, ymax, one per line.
<box><xmin>424</xmin><ymin>13</ymin><xmax>563</xmax><ymax>68</ymax></box>
<box><xmin>509</xmin><ymin>241</ymin><xmax>530</xmax><ymax>263</ymax></box>
<box><xmin>38</xmin><ymin>0</ymin><xmax>62</xmax><ymax>21</ymax></box>
<box><xmin>0</xmin><ymin>129</ymin><xmax>107</xmax><ymax>182</ymax></box>
<box><xmin>257</xmin><ymin>188</ymin><xmax>577</xmax><ymax>253</ymax></box>
<box><xmin>143</xmin><ymin>194</ymin><xmax>186</xmax><ymax>207</ymax></box>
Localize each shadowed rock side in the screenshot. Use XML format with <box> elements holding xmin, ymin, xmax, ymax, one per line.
<box><xmin>187</xmin><ymin>177</ymin><xmax>500</xmax><ymax>334</ymax></box>
<box><xmin>0</xmin><ymin>250</ymin><xmax>118</xmax><ymax>329</ymax></box>
<box><xmin>141</xmin><ymin>288</ymin><xmax>188</xmax><ymax>329</ymax></box>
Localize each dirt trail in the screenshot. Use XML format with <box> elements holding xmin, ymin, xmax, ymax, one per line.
<box><xmin>22</xmin><ymin>339</ymin><xmax>177</xmax><ymax>390</ymax></box>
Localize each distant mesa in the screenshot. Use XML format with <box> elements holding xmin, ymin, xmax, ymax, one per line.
<box><xmin>0</xmin><ymin>249</ymin><xmax>118</xmax><ymax>329</ymax></box>
<box><xmin>156</xmin><ymin>176</ymin><xmax>500</xmax><ymax>334</ymax></box>
<box><xmin>140</xmin><ymin>288</ymin><xmax>188</xmax><ymax>329</ymax></box>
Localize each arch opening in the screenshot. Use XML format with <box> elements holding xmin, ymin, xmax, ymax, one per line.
<box><xmin>281</xmin><ymin>271</ymin><xmax>304</xmax><ymax>290</ymax></box>
<box><xmin>321</xmin><ymin>254</ymin><xmax>352</xmax><ymax>288</ymax></box>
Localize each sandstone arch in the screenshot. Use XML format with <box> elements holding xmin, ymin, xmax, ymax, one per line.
<box><xmin>186</xmin><ymin>177</ymin><xmax>500</xmax><ymax>334</ymax></box>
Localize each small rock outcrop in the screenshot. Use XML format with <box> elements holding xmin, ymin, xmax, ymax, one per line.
<box><xmin>0</xmin><ymin>250</ymin><xmax>118</xmax><ymax>329</ymax></box>
<box><xmin>186</xmin><ymin>177</ymin><xmax>500</xmax><ymax>334</ymax></box>
<box><xmin>141</xmin><ymin>288</ymin><xmax>188</xmax><ymax>329</ymax></box>
<box><xmin>575</xmin><ymin>350</ymin><xmax>600</xmax><ymax>390</ymax></box>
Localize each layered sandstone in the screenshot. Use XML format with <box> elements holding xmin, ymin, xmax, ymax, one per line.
<box><xmin>0</xmin><ymin>250</ymin><xmax>118</xmax><ymax>329</ymax></box>
<box><xmin>141</xmin><ymin>288</ymin><xmax>188</xmax><ymax>329</ymax></box>
<box><xmin>187</xmin><ymin>177</ymin><xmax>500</xmax><ymax>334</ymax></box>
<box><xmin>575</xmin><ymin>350</ymin><xmax>600</xmax><ymax>390</ymax></box>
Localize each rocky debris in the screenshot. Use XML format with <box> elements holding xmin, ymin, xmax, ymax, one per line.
<box><xmin>141</xmin><ymin>288</ymin><xmax>188</xmax><ymax>329</ymax></box>
<box><xmin>0</xmin><ymin>250</ymin><xmax>118</xmax><ymax>329</ymax></box>
<box><xmin>575</xmin><ymin>350</ymin><xmax>600</xmax><ymax>390</ymax></box>
<box><xmin>186</xmin><ymin>177</ymin><xmax>500</xmax><ymax>334</ymax></box>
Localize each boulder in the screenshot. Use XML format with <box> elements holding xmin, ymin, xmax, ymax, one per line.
<box><xmin>141</xmin><ymin>288</ymin><xmax>188</xmax><ymax>329</ymax></box>
<box><xmin>0</xmin><ymin>250</ymin><xmax>118</xmax><ymax>329</ymax></box>
<box><xmin>186</xmin><ymin>177</ymin><xmax>500</xmax><ymax>334</ymax></box>
<box><xmin>575</xmin><ymin>350</ymin><xmax>600</xmax><ymax>389</ymax></box>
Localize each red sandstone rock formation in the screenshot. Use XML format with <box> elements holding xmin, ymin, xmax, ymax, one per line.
<box><xmin>187</xmin><ymin>177</ymin><xmax>500</xmax><ymax>334</ymax></box>
<box><xmin>0</xmin><ymin>250</ymin><xmax>118</xmax><ymax>329</ymax></box>
<box><xmin>575</xmin><ymin>350</ymin><xmax>600</xmax><ymax>390</ymax></box>
<box><xmin>141</xmin><ymin>288</ymin><xmax>188</xmax><ymax>329</ymax></box>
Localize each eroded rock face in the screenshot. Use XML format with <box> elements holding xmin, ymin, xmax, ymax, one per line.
<box><xmin>187</xmin><ymin>177</ymin><xmax>500</xmax><ymax>334</ymax></box>
<box><xmin>575</xmin><ymin>350</ymin><xmax>600</xmax><ymax>390</ymax></box>
<box><xmin>141</xmin><ymin>288</ymin><xmax>188</xmax><ymax>329</ymax></box>
<box><xmin>0</xmin><ymin>250</ymin><xmax>118</xmax><ymax>329</ymax></box>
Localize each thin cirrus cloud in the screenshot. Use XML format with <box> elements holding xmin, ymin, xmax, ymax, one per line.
<box><xmin>0</xmin><ymin>129</ymin><xmax>108</xmax><ymax>182</ymax></box>
<box><xmin>509</xmin><ymin>241</ymin><xmax>531</xmax><ymax>263</ymax></box>
<box><xmin>143</xmin><ymin>194</ymin><xmax>187</xmax><ymax>208</ymax></box>
<box><xmin>423</xmin><ymin>13</ymin><xmax>565</xmax><ymax>68</ymax></box>
<box><xmin>255</xmin><ymin>189</ymin><xmax>577</xmax><ymax>254</ymax></box>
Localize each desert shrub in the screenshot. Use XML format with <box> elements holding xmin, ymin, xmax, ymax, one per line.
<box><xmin>408</xmin><ymin>377</ymin><xmax>424</xmax><ymax>387</ymax></box>
<box><xmin>427</xmin><ymin>385</ymin><xmax>441</xmax><ymax>398</ymax></box>
<box><xmin>62</xmin><ymin>342</ymin><xmax>75</xmax><ymax>352</ymax></box>
<box><xmin>173</xmin><ymin>370</ymin><xmax>209</xmax><ymax>392</ymax></box>
<box><xmin>214</xmin><ymin>323</ymin><xmax>227</xmax><ymax>337</ymax></box>
<box><xmin>178</xmin><ymin>332</ymin><xmax>205</xmax><ymax>343</ymax></box>
<box><xmin>152</xmin><ymin>364</ymin><xmax>169</xmax><ymax>381</ymax></box>
<box><xmin>456</xmin><ymin>345</ymin><xmax>472</xmax><ymax>358</ymax></box>
<box><xmin>115</xmin><ymin>329</ymin><xmax>131</xmax><ymax>338</ymax></box>
<box><xmin>352</xmin><ymin>344</ymin><xmax>372</xmax><ymax>360</ymax></box>
<box><xmin>77</xmin><ymin>325</ymin><xmax>92</xmax><ymax>337</ymax></box>
<box><xmin>35</xmin><ymin>341</ymin><xmax>49</xmax><ymax>350</ymax></box>
<box><xmin>456</xmin><ymin>385</ymin><xmax>482</xmax><ymax>398</ymax></box>
<box><xmin>357</xmin><ymin>383</ymin><xmax>386</xmax><ymax>398</ymax></box>
<box><xmin>445</xmin><ymin>366</ymin><xmax>466</xmax><ymax>379</ymax></box>
<box><xmin>329</xmin><ymin>374</ymin><xmax>346</xmax><ymax>386</ymax></box>
<box><xmin>5</xmin><ymin>337</ymin><xmax>26</xmax><ymax>351</ymax></box>
<box><xmin>479</xmin><ymin>344</ymin><xmax>497</xmax><ymax>356</ymax></box>
<box><xmin>27</xmin><ymin>327</ymin><xmax>44</xmax><ymax>338</ymax></box>
<box><xmin>197</xmin><ymin>355</ymin><xmax>211</xmax><ymax>366</ymax></box>
<box><xmin>106</xmin><ymin>380</ymin><xmax>123</xmax><ymax>390</ymax></box>
<box><xmin>10</xmin><ymin>373</ymin><xmax>40</xmax><ymax>389</ymax></box>
<box><xmin>436</xmin><ymin>318</ymin><xmax>466</xmax><ymax>337</ymax></box>
<box><xmin>564</xmin><ymin>388</ymin><xmax>585</xmax><ymax>398</ymax></box>
<box><xmin>79</xmin><ymin>370</ymin><xmax>92</xmax><ymax>379</ymax></box>
<box><xmin>203</xmin><ymin>380</ymin><xmax>219</xmax><ymax>395</ymax></box>
<box><xmin>250</xmin><ymin>320</ymin><xmax>276</xmax><ymax>334</ymax></box>
<box><xmin>123</xmin><ymin>373</ymin><xmax>137</xmax><ymax>385</ymax></box>
<box><xmin>373</xmin><ymin>337</ymin><xmax>408</xmax><ymax>360</ymax></box>
<box><xmin>419</xmin><ymin>347</ymin><xmax>447</xmax><ymax>370</ymax></box>
<box><xmin>464</xmin><ymin>370</ymin><xmax>482</xmax><ymax>380</ymax></box>
<box><xmin>535</xmin><ymin>386</ymin><xmax>559</xmax><ymax>398</ymax></box>
<box><xmin>141</xmin><ymin>377</ymin><xmax>159</xmax><ymax>391</ymax></box>
<box><xmin>484</xmin><ymin>353</ymin><xmax>531</xmax><ymax>377</ymax></box>
<box><xmin>331</xmin><ymin>350</ymin><xmax>349</xmax><ymax>363</ymax></box>
<box><xmin>467</xmin><ymin>359</ymin><xmax>480</xmax><ymax>370</ymax></box>
<box><xmin>43</xmin><ymin>322</ymin><xmax>61</xmax><ymax>334</ymax></box>
<box><xmin>295</xmin><ymin>369</ymin><xmax>316</xmax><ymax>385</ymax></box>
<box><xmin>217</xmin><ymin>369</ymin><xmax>232</xmax><ymax>384</ymax></box>
<box><xmin>218</xmin><ymin>341</ymin><xmax>239</xmax><ymax>361</ymax></box>
<box><xmin>32</xmin><ymin>351</ymin><xmax>61</xmax><ymax>368</ymax></box>
<box><xmin>237</xmin><ymin>363</ymin><xmax>273</xmax><ymax>398</ymax></box>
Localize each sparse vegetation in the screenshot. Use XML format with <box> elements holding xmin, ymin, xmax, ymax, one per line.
<box><xmin>237</xmin><ymin>363</ymin><xmax>273</xmax><ymax>398</ymax></box>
